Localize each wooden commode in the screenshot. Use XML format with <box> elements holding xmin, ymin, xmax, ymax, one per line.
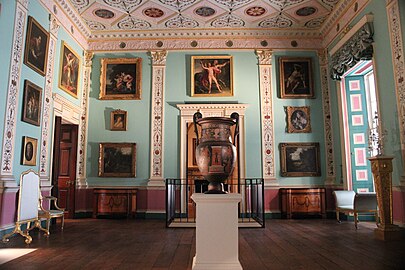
<box><xmin>280</xmin><ymin>188</ymin><xmax>326</xmax><ymax>219</ymax></box>
<box><xmin>93</xmin><ymin>188</ymin><xmax>137</xmax><ymax>218</ymax></box>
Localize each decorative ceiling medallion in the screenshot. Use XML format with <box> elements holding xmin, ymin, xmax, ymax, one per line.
<box><xmin>156</xmin><ymin>41</ymin><xmax>163</xmax><ymax>47</ymax></box>
<box><xmin>195</xmin><ymin>6</ymin><xmax>216</xmax><ymax>17</ymax></box>
<box><xmin>259</xmin><ymin>16</ymin><xmax>293</xmax><ymax>28</ymax></box>
<box><xmin>191</xmin><ymin>40</ymin><xmax>198</xmax><ymax>47</ymax></box>
<box><xmin>245</xmin><ymin>6</ymin><xmax>266</xmax><ymax>17</ymax></box>
<box><xmin>103</xmin><ymin>0</ymin><xmax>142</xmax><ymax>12</ymax></box>
<box><xmin>165</xmin><ymin>15</ymin><xmax>199</xmax><ymax>28</ymax></box>
<box><xmin>85</xmin><ymin>20</ymin><xmax>106</xmax><ymax>30</ymax></box>
<box><xmin>211</xmin><ymin>14</ymin><xmax>245</xmax><ymax>28</ymax></box>
<box><xmin>94</xmin><ymin>9</ymin><xmax>115</xmax><ymax>19</ymax></box>
<box><xmin>305</xmin><ymin>17</ymin><xmax>326</xmax><ymax>28</ymax></box>
<box><xmin>214</xmin><ymin>0</ymin><xmax>251</xmax><ymax>9</ymax></box>
<box><xmin>117</xmin><ymin>18</ymin><xmax>151</xmax><ymax>29</ymax></box>
<box><xmin>296</xmin><ymin>7</ymin><xmax>317</xmax><ymax>17</ymax></box>
<box><xmin>159</xmin><ymin>0</ymin><xmax>197</xmax><ymax>10</ymax></box>
<box><xmin>143</xmin><ymin>8</ymin><xmax>164</xmax><ymax>18</ymax></box>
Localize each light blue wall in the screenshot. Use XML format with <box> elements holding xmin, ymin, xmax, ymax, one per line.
<box><xmin>86</xmin><ymin>52</ymin><xmax>151</xmax><ymax>186</ymax></box>
<box><xmin>0</xmin><ymin>0</ymin><xmax>16</xmax><ymax>157</ymax></box>
<box><xmin>328</xmin><ymin>0</ymin><xmax>403</xmax><ymax>186</ymax></box>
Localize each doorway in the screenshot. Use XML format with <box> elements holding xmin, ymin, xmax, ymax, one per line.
<box><xmin>339</xmin><ymin>60</ymin><xmax>378</xmax><ymax>192</ymax></box>
<box><xmin>52</xmin><ymin>116</ymin><xmax>78</xmax><ymax>218</ymax></box>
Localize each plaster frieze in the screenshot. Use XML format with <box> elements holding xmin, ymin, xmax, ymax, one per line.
<box><xmin>52</xmin><ymin>93</ymin><xmax>81</xmax><ymax>124</ymax></box>
<box><xmin>1</xmin><ymin>2</ymin><xmax>27</xmax><ymax>175</ymax></box>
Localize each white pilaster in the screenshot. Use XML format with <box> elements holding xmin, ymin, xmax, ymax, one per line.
<box><xmin>386</xmin><ymin>0</ymin><xmax>405</xmax><ymax>186</ymax></box>
<box><xmin>148</xmin><ymin>50</ymin><xmax>167</xmax><ymax>187</ymax></box>
<box><xmin>318</xmin><ymin>49</ymin><xmax>336</xmax><ymax>185</ymax></box>
<box><xmin>256</xmin><ymin>50</ymin><xmax>276</xmax><ymax>181</ymax></box>
<box><xmin>39</xmin><ymin>15</ymin><xmax>60</xmax><ymax>182</ymax></box>
<box><xmin>0</xmin><ymin>0</ymin><xmax>29</xmax><ymax>178</ymax></box>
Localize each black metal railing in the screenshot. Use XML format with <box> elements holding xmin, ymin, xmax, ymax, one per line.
<box><xmin>166</xmin><ymin>178</ymin><xmax>265</xmax><ymax>228</ymax></box>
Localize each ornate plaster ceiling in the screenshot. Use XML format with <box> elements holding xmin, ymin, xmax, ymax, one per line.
<box><xmin>67</xmin><ymin>0</ymin><xmax>340</xmax><ymax>35</ymax></box>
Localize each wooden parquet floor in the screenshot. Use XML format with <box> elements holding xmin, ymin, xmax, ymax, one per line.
<box><xmin>0</xmin><ymin>218</ymin><xmax>404</xmax><ymax>270</ymax></box>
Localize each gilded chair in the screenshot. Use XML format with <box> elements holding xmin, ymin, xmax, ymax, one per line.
<box><xmin>38</xmin><ymin>194</ymin><xmax>65</xmax><ymax>233</ymax></box>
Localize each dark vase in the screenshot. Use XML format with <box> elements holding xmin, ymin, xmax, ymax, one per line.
<box><xmin>193</xmin><ymin>112</ymin><xmax>239</xmax><ymax>194</ymax></box>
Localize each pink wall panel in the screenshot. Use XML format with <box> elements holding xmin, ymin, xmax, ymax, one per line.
<box><xmin>0</xmin><ymin>191</ymin><xmax>18</xmax><ymax>226</ymax></box>
<box><xmin>136</xmin><ymin>189</ymin><xmax>166</xmax><ymax>212</ymax></box>
<box><xmin>264</xmin><ymin>188</ymin><xmax>279</xmax><ymax>212</ymax></box>
<box><xmin>393</xmin><ymin>189</ymin><xmax>405</xmax><ymax>225</ymax></box>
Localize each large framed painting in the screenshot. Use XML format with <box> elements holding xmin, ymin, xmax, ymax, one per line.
<box><xmin>21</xmin><ymin>136</ymin><xmax>38</xmax><ymax>166</ymax></box>
<box><xmin>110</xmin><ymin>109</ymin><xmax>127</xmax><ymax>131</ymax></box>
<box><xmin>98</xmin><ymin>143</ymin><xmax>136</xmax><ymax>177</ymax></box>
<box><xmin>99</xmin><ymin>58</ymin><xmax>142</xmax><ymax>100</ymax></box>
<box><xmin>22</xmin><ymin>80</ymin><xmax>42</xmax><ymax>126</ymax></box>
<box><xmin>191</xmin><ymin>55</ymin><xmax>233</xmax><ymax>97</ymax></box>
<box><xmin>24</xmin><ymin>16</ymin><xmax>50</xmax><ymax>76</ymax></box>
<box><xmin>279</xmin><ymin>57</ymin><xmax>314</xmax><ymax>99</ymax></box>
<box><xmin>285</xmin><ymin>106</ymin><xmax>311</xmax><ymax>133</ymax></box>
<box><xmin>58</xmin><ymin>41</ymin><xmax>81</xmax><ymax>98</ymax></box>
<box><xmin>280</xmin><ymin>142</ymin><xmax>321</xmax><ymax>177</ymax></box>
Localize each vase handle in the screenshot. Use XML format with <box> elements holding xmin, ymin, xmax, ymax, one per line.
<box><xmin>193</xmin><ymin>112</ymin><xmax>202</xmax><ymax>145</ymax></box>
<box><xmin>231</xmin><ymin>112</ymin><xmax>239</xmax><ymax>147</ymax></box>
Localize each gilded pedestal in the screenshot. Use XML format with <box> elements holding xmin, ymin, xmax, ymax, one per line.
<box><xmin>368</xmin><ymin>156</ymin><xmax>403</xmax><ymax>240</ymax></box>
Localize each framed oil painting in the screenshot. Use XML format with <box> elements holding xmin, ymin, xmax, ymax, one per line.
<box><xmin>98</xmin><ymin>143</ymin><xmax>136</xmax><ymax>177</ymax></box>
<box><xmin>24</xmin><ymin>16</ymin><xmax>50</xmax><ymax>76</ymax></box>
<box><xmin>279</xmin><ymin>57</ymin><xmax>314</xmax><ymax>99</ymax></box>
<box><xmin>110</xmin><ymin>109</ymin><xmax>127</xmax><ymax>131</ymax></box>
<box><xmin>285</xmin><ymin>106</ymin><xmax>311</xmax><ymax>133</ymax></box>
<box><xmin>280</xmin><ymin>142</ymin><xmax>321</xmax><ymax>177</ymax></box>
<box><xmin>21</xmin><ymin>136</ymin><xmax>38</xmax><ymax>166</ymax></box>
<box><xmin>22</xmin><ymin>80</ymin><xmax>42</xmax><ymax>126</ymax></box>
<box><xmin>191</xmin><ymin>55</ymin><xmax>233</xmax><ymax>97</ymax></box>
<box><xmin>59</xmin><ymin>41</ymin><xmax>80</xmax><ymax>98</ymax></box>
<box><xmin>99</xmin><ymin>58</ymin><xmax>142</xmax><ymax>100</ymax></box>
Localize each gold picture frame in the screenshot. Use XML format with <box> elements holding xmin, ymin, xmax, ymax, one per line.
<box><xmin>280</xmin><ymin>142</ymin><xmax>321</xmax><ymax>177</ymax></box>
<box><xmin>24</xmin><ymin>16</ymin><xmax>50</xmax><ymax>76</ymax></box>
<box><xmin>58</xmin><ymin>41</ymin><xmax>81</xmax><ymax>98</ymax></box>
<box><xmin>98</xmin><ymin>143</ymin><xmax>136</xmax><ymax>177</ymax></box>
<box><xmin>279</xmin><ymin>57</ymin><xmax>314</xmax><ymax>99</ymax></box>
<box><xmin>99</xmin><ymin>58</ymin><xmax>142</xmax><ymax>100</ymax></box>
<box><xmin>191</xmin><ymin>55</ymin><xmax>233</xmax><ymax>97</ymax></box>
<box><xmin>285</xmin><ymin>106</ymin><xmax>311</xmax><ymax>133</ymax></box>
<box><xmin>110</xmin><ymin>109</ymin><xmax>127</xmax><ymax>131</ymax></box>
<box><xmin>22</xmin><ymin>80</ymin><xmax>42</xmax><ymax>126</ymax></box>
<box><xmin>21</xmin><ymin>136</ymin><xmax>38</xmax><ymax>166</ymax></box>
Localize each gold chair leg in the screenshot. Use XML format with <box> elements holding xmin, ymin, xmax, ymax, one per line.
<box><xmin>354</xmin><ymin>212</ymin><xmax>358</xmax><ymax>229</ymax></box>
<box><xmin>46</xmin><ymin>218</ymin><xmax>51</xmax><ymax>233</ymax></box>
<box><xmin>36</xmin><ymin>219</ymin><xmax>50</xmax><ymax>236</ymax></box>
<box><xmin>61</xmin><ymin>216</ymin><xmax>65</xmax><ymax>230</ymax></box>
<box><xmin>2</xmin><ymin>222</ymin><xmax>33</xmax><ymax>244</ymax></box>
<box><xmin>336</xmin><ymin>209</ymin><xmax>341</xmax><ymax>223</ymax></box>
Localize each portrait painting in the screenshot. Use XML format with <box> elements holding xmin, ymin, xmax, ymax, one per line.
<box><xmin>110</xmin><ymin>109</ymin><xmax>127</xmax><ymax>131</ymax></box>
<box><xmin>285</xmin><ymin>106</ymin><xmax>311</xmax><ymax>133</ymax></box>
<box><xmin>191</xmin><ymin>56</ymin><xmax>233</xmax><ymax>97</ymax></box>
<box><xmin>24</xmin><ymin>16</ymin><xmax>50</xmax><ymax>76</ymax></box>
<box><xmin>279</xmin><ymin>57</ymin><xmax>314</xmax><ymax>98</ymax></box>
<box><xmin>98</xmin><ymin>143</ymin><xmax>136</xmax><ymax>177</ymax></box>
<box><xmin>58</xmin><ymin>41</ymin><xmax>81</xmax><ymax>98</ymax></box>
<box><xmin>99</xmin><ymin>58</ymin><xmax>142</xmax><ymax>100</ymax></box>
<box><xmin>22</xmin><ymin>80</ymin><xmax>42</xmax><ymax>126</ymax></box>
<box><xmin>280</xmin><ymin>142</ymin><xmax>321</xmax><ymax>177</ymax></box>
<box><xmin>21</xmin><ymin>136</ymin><xmax>38</xmax><ymax>166</ymax></box>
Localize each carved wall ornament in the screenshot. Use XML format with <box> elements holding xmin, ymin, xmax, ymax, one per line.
<box><xmin>330</xmin><ymin>22</ymin><xmax>374</xmax><ymax>80</ymax></box>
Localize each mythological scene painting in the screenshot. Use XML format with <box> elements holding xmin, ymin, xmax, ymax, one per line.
<box><xmin>99</xmin><ymin>143</ymin><xmax>136</xmax><ymax>177</ymax></box>
<box><xmin>59</xmin><ymin>41</ymin><xmax>81</xmax><ymax>98</ymax></box>
<box><xmin>22</xmin><ymin>80</ymin><xmax>42</xmax><ymax>126</ymax></box>
<box><xmin>279</xmin><ymin>57</ymin><xmax>314</xmax><ymax>98</ymax></box>
<box><xmin>24</xmin><ymin>16</ymin><xmax>50</xmax><ymax>76</ymax></box>
<box><xmin>99</xmin><ymin>58</ymin><xmax>142</xmax><ymax>100</ymax></box>
<box><xmin>191</xmin><ymin>56</ymin><xmax>233</xmax><ymax>97</ymax></box>
<box><xmin>280</xmin><ymin>142</ymin><xmax>321</xmax><ymax>177</ymax></box>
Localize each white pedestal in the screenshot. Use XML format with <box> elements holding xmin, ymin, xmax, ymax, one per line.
<box><xmin>191</xmin><ymin>193</ymin><xmax>243</xmax><ymax>270</ymax></box>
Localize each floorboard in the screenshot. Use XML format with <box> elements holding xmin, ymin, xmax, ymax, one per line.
<box><xmin>0</xmin><ymin>218</ymin><xmax>404</xmax><ymax>270</ymax></box>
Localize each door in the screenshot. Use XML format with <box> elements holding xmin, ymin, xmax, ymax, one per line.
<box><xmin>52</xmin><ymin>116</ymin><xmax>78</xmax><ymax>218</ymax></box>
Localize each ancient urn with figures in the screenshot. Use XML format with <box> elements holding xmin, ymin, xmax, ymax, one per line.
<box><xmin>193</xmin><ymin>112</ymin><xmax>239</xmax><ymax>194</ymax></box>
